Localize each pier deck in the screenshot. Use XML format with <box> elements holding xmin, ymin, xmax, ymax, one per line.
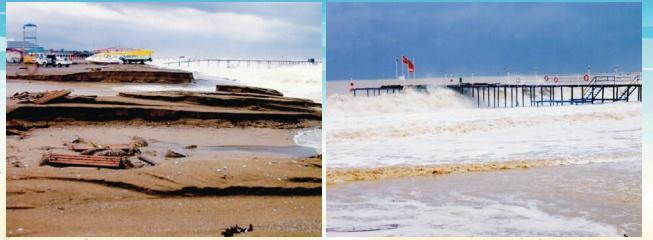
<box><xmin>350</xmin><ymin>83</ymin><xmax>642</xmax><ymax>108</ymax></box>
<box><xmin>163</xmin><ymin>58</ymin><xmax>320</xmax><ymax>68</ymax></box>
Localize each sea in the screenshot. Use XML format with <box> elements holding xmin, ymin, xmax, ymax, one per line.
<box><xmin>325</xmin><ymin>75</ymin><xmax>642</xmax><ymax>237</ymax></box>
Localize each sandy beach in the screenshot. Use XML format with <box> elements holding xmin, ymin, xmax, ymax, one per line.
<box><xmin>6</xmin><ymin>63</ymin><xmax>323</xmax><ymax>237</ymax></box>
<box><xmin>5</xmin><ymin>2</ymin><xmax>324</xmax><ymax>236</ymax></box>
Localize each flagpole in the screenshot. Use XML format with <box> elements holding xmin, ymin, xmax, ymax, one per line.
<box><xmin>401</xmin><ymin>55</ymin><xmax>404</xmax><ymax>80</ymax></box>
<box><xmin>395</xmin><ymin>58</ymin><xmax>398</xmax><ymax>79</ymax></box>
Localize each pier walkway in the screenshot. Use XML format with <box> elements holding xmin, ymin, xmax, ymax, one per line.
<box><xmin>162</xmin><ymin>58</ymin><xmax>320</xmax><ymax>68</ymax></box>
<box><xmin>350</xmin><ymin>74</ymin><xmax>642</xmax><ymax>108</ymax></box>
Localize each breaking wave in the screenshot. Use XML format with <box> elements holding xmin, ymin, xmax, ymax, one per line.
<box><xmin>152</xmin><ymin>60</ymin><xmax>322</xmax><ymax>102</ymax></box>
<box><xmin>326</xmin><ymin>87</ymin><xmax>641</xmax><ymax>173</ymax></box>
<box><xmin>294</xmin><ymin>128</ymin><xmax>322</xmax><ymax>153</ymax></box>
<box><xmin>327</xmin><ymin>87</ymin><xmax>474</xmax><ymax>115</ymax></box>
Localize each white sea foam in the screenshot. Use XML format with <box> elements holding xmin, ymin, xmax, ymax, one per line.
<box><xmin>328</xmin><ymin>87</ymin><xmax>474</xmax><ymax>114</ymax></box>
<box><xmin>328</xmin><ymin>197</ymin><xmax>621</xmax><ymax>237</ymax></box>
<box><xmin>326</xmin><ymin>85</ymin><xmax>641</xmax><ymax>169</ymax></box>
<box><xmin>294</xmin><ymin>128</ymin><xmax>322</xmax><ymax>153</ymax></box>
<box><xmin>327</xmin><ymin>160</ymin><xmax>640</xmax><ymax>237</ymax></box>
<box><xmin>326</xmin><ymin>79</ymin><xmax>641</xmax><ymax>237</ymax></box>
<box><xmin>151</xmin><ymin>59</ymin><xmax>322</xmax><ymax>102</ymax></box>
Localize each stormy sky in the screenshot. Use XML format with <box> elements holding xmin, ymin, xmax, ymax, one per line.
<box><xmin>6</xmin><ymin>2</ymin><xmax>321</xmax><ymax>59</ymax></box>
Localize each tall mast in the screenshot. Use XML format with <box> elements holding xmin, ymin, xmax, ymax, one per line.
<box><xmin>395</xmin><ymin>57</ymin><xmax>399</xmax><ymax>79</ymax></box>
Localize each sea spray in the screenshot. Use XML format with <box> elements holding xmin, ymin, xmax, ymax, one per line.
<box><xmin>327</xmin><ymin>86</ymin><xmax>474</xmax><ymax>115</ymax></box>
<box><xmin>152</xmin><ymin>60</ymin><xmax>322</xmax><ymax>102</ymax></box>
<box><xmin>326</xmin><ymin>89</ymin><xmax>641</xmax><ymax>170</ymax></box>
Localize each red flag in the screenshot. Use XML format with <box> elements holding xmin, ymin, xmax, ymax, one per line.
<box><xmin>402</xmin><ymin>56</ymin><xmax>414</xmax><ymax>73</ymax></box>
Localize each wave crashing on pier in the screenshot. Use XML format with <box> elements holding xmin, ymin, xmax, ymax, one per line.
<box><xmin>326</xmin><ymin>86</ymin><xmax>641</xmax><ymax>173</ymax></box>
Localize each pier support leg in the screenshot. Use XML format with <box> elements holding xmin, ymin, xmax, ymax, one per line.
<box><xmin>503</xmin><ymin>86</ymin><xmax>507</xmax><ymax>108</ymax></box>
<box><xmin>602</xmin><ymin>86</ymin><xmax>605</xmax><ymax>103</ymax></box>
<box><xmin>540</xmin><ymin>87</ymin><xmax>543</xmax><ymax>107</ymax></box>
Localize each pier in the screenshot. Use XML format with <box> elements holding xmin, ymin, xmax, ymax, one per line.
<box><xmin>448</xmin><ymin>83</ymin><xmax>641</xmax><ymax>107</ymax></box>
<box><xmin>349</xmin><ymin>73</ymin><xmax>642</xmax><ymax>108</ymax></box>
<box><xmin>162</xmin><ymin>58</ymin><xmax>320</xmax><ymax>68</ymax></box>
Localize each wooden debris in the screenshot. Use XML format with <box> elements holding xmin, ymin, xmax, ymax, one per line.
<box><xmin>42</xmin><ymin>153</ymin><xmax>123</xmax><ymax>168</ymax></box>
<box><xmin>68</xmin><ymin>144</ymin><xmax>131</xmax><ymax>152</ymax></box>
<box><xmin>136</xmin><ymin>154</ymin><xmax>157</xmax><ymax>166</ymax></box>
<box><xmin>33</xmin><ymin>90</ymin><xmax>71</xmax><ymax>104</ymax></box>
<box><xmin>130</xmin><ymin>136</ymin><xmax>149</xmax><ymax>147</ymax></box>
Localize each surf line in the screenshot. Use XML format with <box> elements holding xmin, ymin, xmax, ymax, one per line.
<box><xmin>326</xmin><ymin>157</ymin><xmax>614</xmax><ymax>184</ymax></box>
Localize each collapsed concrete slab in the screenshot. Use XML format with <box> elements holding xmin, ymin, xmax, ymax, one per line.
<box><xmin>7</xmin><ymin>89</ymin><xmax>322</xmax><ymax>130</ymax></box>
<box><xmin>6</xmin><ymin>64</ymin><xmax>193</xmax><ymax>84</ymax></box>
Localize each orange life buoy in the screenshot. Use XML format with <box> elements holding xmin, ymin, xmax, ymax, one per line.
<box><xmin>544</xmin><ymin>75</ymin><xmax>549</xmax><ymax>81</ymax></box>
<box><xmin>583</xmin><ymin>74</ymin><xmax>590</xmax><ymax>81</ymax></box>
<box><xmin>554</xmin><ymin>77</ymin><xmax>559</xmax><ymax>83</ymax></box>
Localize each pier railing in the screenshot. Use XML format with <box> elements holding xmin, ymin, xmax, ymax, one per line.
<box><xmin>350</xmin><ymin>82</ymin><xmax>642</xmax><ymax>108</ymax></box>
<box><xmin>160</xmin><ymin>58</ymin><xmax>321</xmax><ymax>68</ymax></box>
<box><xmin>449</xmin><ymin>83</ymin><xmax>642</xmax><ymax>108</ymax></box>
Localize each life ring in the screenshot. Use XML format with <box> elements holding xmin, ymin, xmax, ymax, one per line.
<box><xmin>583</xmin><ymin>74</ymin><xmax>590</xmax><ymax>81</ymax></box>
<box><xmin>544</xmin><ymin>75</ymin><xmax>549</xmax><ymax>81</ymax></box>
<box><xmin>554</xmin><ymin>77</ymin><xmax>559</xmax><ymax>83</ymax></box>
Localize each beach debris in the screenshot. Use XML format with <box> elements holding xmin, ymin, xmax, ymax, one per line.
<box><xmin>10</xmin><ymin>91</ymin><xmax>42</xmax><ymax>102</ymax></box>
<box><xmin>80</xmin><ymin>148</ymin><xmax>102</xmax><ymax>156</ymax></box>
<box><xmin>221</xmin><ymin>224</ymin><xmax>253</xmax><ymax>237</ymax></box>
<box><xmin>136</xmin><ymin>154</ymin><xmax>157</xmax><ymax>166</ymax></box>
<box><xmin>95</xmin><ymin>149</ymin><xmax>128</xmax><ymax>157</ymax></box>
<box><xmin>72</xmin><ymin>137</ymin><xmax>86</xmax><ymax>143</ymax></box>
<box><xmin>130</xmin><ymin>136</ymin><xmax>149</xmax><ymax>147</ymax></box>
<box><xmin>33</xmin><ymin>90</ymin><xmax>71</xmax><ymax>104</ymax></box>
<box><xmin>10</xmin><ymin>160</ymin><xmax>24</xmax><ymax>168</ymax></box>
<box><xmin>41</xmin><ymin>153</ymin><xmax>123</xmax><ymax>168</ymax></box>
<box><xmin>68</xmin><ymin>143</ymin><xmax>131</xmax><ymax>152</ymax></box>
<box><xmin>121</xmin><ymin>158</ymin><xmax>136</xmax><ymax>169</ymax></box>
<box><xmin>164</xmin><ymin>150</ymin><xmax>186</xmax><ymax>158</ymax></box>
<box><xmin>184</xmin><ymin>144</ymin><xmax>197</xmax><ymax>149</ymax></box>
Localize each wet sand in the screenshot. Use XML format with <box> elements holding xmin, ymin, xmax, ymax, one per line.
<box><xmin>7</xmin><ymin>126</ymin><xmax>321</xmax><ymax>236</ymax></box>
<box><xmin>327</xmin><ymin>161</ymin><xmax>641</xmax><ymax>237</ymax></box>
<box><xmin>6</xmin><ymin>73</ymin><xmax>322</xmax><ymax>236</ymax></box>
